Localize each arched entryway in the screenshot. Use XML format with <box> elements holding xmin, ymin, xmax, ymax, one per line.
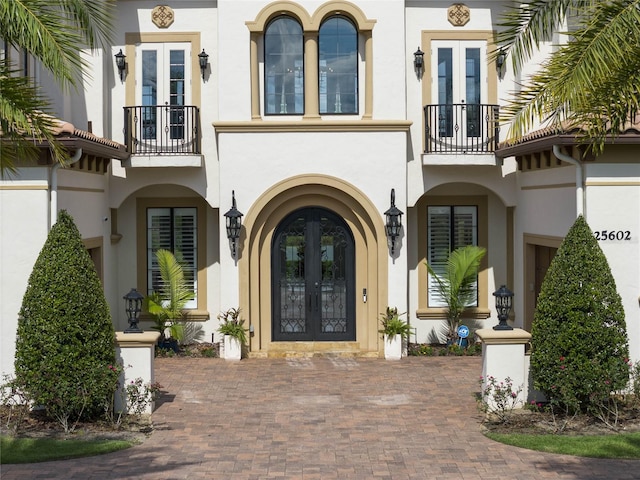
<box><xmin>239</xmin><ymin>174</ymin><xmax>387</xmax><ymax>357</ymax></box>
<box><xmin>272</xmin><ymin>207</ymin><xmax>355</xmax><ymax>342</ymax></box>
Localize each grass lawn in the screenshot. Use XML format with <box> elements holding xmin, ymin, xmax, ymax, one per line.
<box><xmin>1</xmin><ymin>435</ymin><xmax>136</xmax><ymax>464</ymax></box>
<box><xmin>485</xmin><ymin>431</ymin><xmax>640</xmax><ymax>459</ymax></box>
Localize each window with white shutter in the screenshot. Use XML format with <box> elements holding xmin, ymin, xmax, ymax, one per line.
<box><xmin>147</xmin><ymin>207</ymin><xmax>197</xmax><ymax>309</ymax></box>
<box><xmin>427</xmin><ymin>205</ymin><xmax>478</xmax><ymax>307</ymax></box>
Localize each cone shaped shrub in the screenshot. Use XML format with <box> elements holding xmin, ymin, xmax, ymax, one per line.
<box><xmin>14</xmin><ymin>211</ymin><xmax>117</xmax><ymax>426</ymax></box>
<box><xmin>530</xmin><ymin>215</ymin><xmax>629</xmax><ymax>412</ymax></box>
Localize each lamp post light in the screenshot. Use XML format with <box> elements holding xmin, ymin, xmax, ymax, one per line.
<box><xmin>114</xmin><ymin>49</ymin><xmax>126</xmax><ymax>81</ymax></box>
<box><xmin>123</xmin><ymin>288</ymin><xmax>144</xmax><ymax>333</ymax></box>
<box><xmin>384</xmin><ymin>188</ymin><xmax>403</xmax><ymax>255</ymax></box>
<box><xmin>224</xmin><ymin>190</ymin><xmax>243</xmax><ymax>258</ymax></box>
<box><xmin>198</xmin><ymin>49</ymin><xmax>209</xmax><ymax>80</ymax></box>
<box><xmin>493</xmin><ymin>285</ymin><xmax>514</xmax><ymax>330</ymax></box>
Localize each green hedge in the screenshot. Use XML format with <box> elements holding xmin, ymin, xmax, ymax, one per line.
<box><xmin>530</xmin><ymin>215</ymin><xmax>629</xmax><ymax>412</ymax></box>
<box><xmin>14</xmin><ymin>211</ymin><xmax>117</xmax><ymax>424</ymax></box>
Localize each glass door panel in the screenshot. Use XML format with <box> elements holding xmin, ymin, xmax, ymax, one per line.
<box><xmin>136</xmin><ymin>43</ymin><xmax>190</xmax><ymax>148</ymax></box>
<box><xmin>272</xmin><ymin>208</ymin><xmax>355</xmax><ymax>341</ymax></box>
<box><xmin>431</xmin><ymin>41</ymin><xmax>486</xmax><ymax>148</ymax></box>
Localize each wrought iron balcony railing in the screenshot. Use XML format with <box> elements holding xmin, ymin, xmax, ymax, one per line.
<box><xmin>424</xmin><ymin>103</ymin><xmax>499</xmax><ymax>154</ymax></box>
<box><xmin>124</xmin><ymin>105</ymin><xmax>201</xmax><ymax>155</ymax></box>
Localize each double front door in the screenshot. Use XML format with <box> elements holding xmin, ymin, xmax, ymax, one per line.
<box><xmin>272</xmin><ymin>208</ymin><xmax>355</xmax><ymax>341</ymax></box>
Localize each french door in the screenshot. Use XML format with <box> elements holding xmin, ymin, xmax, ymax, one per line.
<box><xmin>431</xmin><ymin>40</ymin><xmax>486</xmax><ymax>146</ymax></box>
<box><xmin>272</xmin><ymin>208</ymin><xmax>355</xmax><ymax>341</ymax></box>
<box><xmin>135</xmin><ymin>43</ymin><xmax>191</xmax><ymax>148</ymax></box>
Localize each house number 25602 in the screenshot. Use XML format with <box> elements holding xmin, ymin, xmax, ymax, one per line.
<box><xmin>593</xmin><ymin>230</ymin><xmax>631</xmax><ymax>241</ymax></box>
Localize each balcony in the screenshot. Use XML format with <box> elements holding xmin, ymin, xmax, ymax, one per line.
<box><xmin>423</xmin><ymin>104</ymin><xmax>499</xmax><ymax>166</ymax></box>
<box><xmin>123</xmin><ymin>105</ymin><xmax>202</xmax><ymax>167</ymax></box>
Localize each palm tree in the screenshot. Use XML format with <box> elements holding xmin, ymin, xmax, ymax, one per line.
<box><xmin>426</xmin><ymin>245</ymin><xmax>486</xmax><ymax>343</ymax></box>
<box><xmin>497</xmin><ymin>0</ymin><xmax>640</xmax><ymax>155</ymax></box>
<box><xmin>0</xmin><ymin>0</ymin><xmax>115</xmax><ymax>175</ymax></box>
<box><xmin>145</xmin><ymin>249</ymin><xmax>194</xmax><ymax>345</ymax></box>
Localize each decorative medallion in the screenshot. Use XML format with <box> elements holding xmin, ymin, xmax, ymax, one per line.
<box><xmin>152</xmin><ymin>5</ymin><xmax>175</xmax><ymax>29</ymax></box>
<box><xmin>448</xmin><ymin>4</ymin><xmax>470</xmax><ymax>27</ymax></box>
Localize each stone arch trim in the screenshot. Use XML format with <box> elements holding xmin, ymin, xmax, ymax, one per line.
<box><xmin>246</xmin><ymin>1</ymin><xmax>313</xmax><ymax>31</ymax></box>
<box><xmin>311</xmin><ymin>1</ymin><xmax>376</xmax><ymax>31</ymax></box>
<box><xmin>240</xmin><ymin>174</ymin><xmax>387</xmax><ymax>355</ymax></box>
<box><xmin>247</xmin><ymin>1</ymin><xmax>376</xmax><ymax>32</ymax></box>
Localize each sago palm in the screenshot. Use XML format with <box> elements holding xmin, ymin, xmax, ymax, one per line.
<box><xmin>426</xmin><ymin>245</ymin><xmax>486</xmax><ymax>342</ymax></box>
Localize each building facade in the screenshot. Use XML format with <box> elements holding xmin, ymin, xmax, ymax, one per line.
<box><xmin>1</xmin><ymin>0</ymin><xmax>639</xmax><ymax>374</ymax></box>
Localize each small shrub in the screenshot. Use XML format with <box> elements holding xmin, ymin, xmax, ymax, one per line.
<box><xmin>378</xmin><ymin>307</ymin><xmax>412</xmax><ymax>339</ymax></box>
<box><xmin>478</xmin><ymin>376</ymin><xmax>523</xmax><ymax>423</ymax></box>
<box><xmin>201</xmin><ymin>347</ymin><xmax>216</xmax><ymax>358</ymax></box>
<box><xmin>447</xmin><ymin>344</ymin><xmax>464</xmax><ymax>356</ymax></box>
<box><xmin>524</xmin><ymin>399</ymin><xmax>546</xmax><ymax>413</ymax></box>
<box><xmin>217</xmin><ymin>308</ymin><xmax>248</xmax><ymax>345</ymax></box>
<box><xmin>125</xmin><ymin>379</ymin><xmax>162</xmax><ymax>417</ymax></box>
<box><xmin>629</xmin><ymin>361</ymin><xmax>640</xmax><ymax>406</ymax></box>
<box><xmin>464</xmin><ymin>342</ymin><xmax>482</xmax><ymax>356</ymax></box>
<box><xmin>0</xmin><ymin>375</ymin><xmax>31</xmax><ymax>434</ymax></box>
<box><xmin>409</xmin><ymin>344</ymin><xmax>435</xmax><ymax>356</ymax></box>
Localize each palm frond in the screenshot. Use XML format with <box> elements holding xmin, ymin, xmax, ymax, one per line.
<box><xmin>59</xmin><ymin>0</ymin><xmax>116</xmax><ymax>49</ymax></box>
<box><xmin>501</xmin><ymin>0</ymin><xmax>640</xmax><ymax>153</ymax></box>
<box><xmin>0</xmin><ymin>62</ymin><xmax>68</xmax><ymax>176</ymax></box>
<box><xmin>155</xmin><ymin>249</ymin><xmax>194</xmax><ymax>319</ymax></box>
<box><xmin>426</xmin><ymin>245</ymin><xmax>486</xmax><ymax>337</ymax></box>
<box><xmin>497</xmin><ymin>0</ymin><xmax>583</xmax><ymax>73</ymax></box>
<box><xmin>0</xmin><ymin>0</ymin><xmax>115</xmax><ymax>88</ymax></box>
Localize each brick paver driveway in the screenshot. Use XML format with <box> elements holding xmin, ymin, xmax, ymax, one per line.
<box><xmin>3</xmin><ymin>356</ymin><xmax>639</xmax><ymax>479</ymax></box>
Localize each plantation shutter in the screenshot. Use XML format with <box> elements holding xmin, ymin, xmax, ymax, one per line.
<box><xmin>427</xmin><ymin>206</ymin><xmax>478</xmax><ymax>307</ymax></box>
<box><xmin>147</xmin><ymin>207</ymin><xmax>198</xmax><ymax>309</ymax></box>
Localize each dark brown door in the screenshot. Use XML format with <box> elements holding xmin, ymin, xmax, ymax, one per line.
<box><xmin>272</xmin><ymin>207</ymin><xmax>355</xmax><ymax>341</ymax></box>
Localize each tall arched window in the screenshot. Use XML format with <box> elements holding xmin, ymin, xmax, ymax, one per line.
<box><xmin>264</xmin><ymin>16</ymin><xmax>304</xmax><ymax>115</ymax></box>
<box><xmin>319</xmin><ymin>16</ymin><xmax>358</xmax><ymax>114</ymax></box>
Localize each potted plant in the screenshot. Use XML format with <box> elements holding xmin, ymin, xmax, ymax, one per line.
<box><xmin>217</xmin><ymin>308</ymin><xmax>248</xmax><ymax>361</ymax></box>
<box><xmin>144</xmin><ymin>249</ymin><xmax>193</xmax><ymax>352</ymax></box>
<box><xmin>426</xmin><ymin>245</ymin><xmax>486</xmax><ymax>345</ymax></box>
<box><xmin>378</xmin><ymin>307</ymin><xmax>412</xmax><ymax>360</ymax></box>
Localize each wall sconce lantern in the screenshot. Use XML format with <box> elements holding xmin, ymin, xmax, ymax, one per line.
<box><xmin>224</xmin><ymin>190</ymin><xmax>243</xmax><ymax>257</ymax></box>
<box><xmin>384</xmin><ymin>188</ymin><xmax>403</xmax><ymax>255</ymax></box>
<box><xmin>114</xmin><ymin>49</ymin><xmax>127</xmax><ymax>81</ymax></box>
<box><xmin>198</xmin><ymin>49</ymin><xmax>209</xmax><ymax>80</ymax></box>
<box><xmin>413</xmin><ymin>47</ymin><xmax>424</xmax><ymax>77</ymax></box>
<box><xmin>123</xmin><ymin>288</ymin><xmax>144</xmax><ymax>333</ymax></box>
<box><xmin>493</xmin><ymin>285</ymin><xmax>514</xmax><ymax>330</ymax></box>
<box><xmin>496</xmin><ymin>48</ymin><xmax>507</xmax><ymax>78</ymax></box>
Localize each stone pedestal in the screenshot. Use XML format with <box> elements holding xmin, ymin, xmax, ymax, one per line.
<box><xmin>115</xmin><ymin>331</ymin><xmax>160</xmax><ymax>414</ymax></box>
<box><xmin>475</xmin><ymin>328</ymin><xmax>531</xmax><ymax>409</ymax></box>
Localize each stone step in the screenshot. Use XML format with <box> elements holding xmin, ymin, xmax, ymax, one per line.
<box><xmin>247</xmin><ymin>341</ymin><xmax>380</xmax><ymax>359</ymax></box>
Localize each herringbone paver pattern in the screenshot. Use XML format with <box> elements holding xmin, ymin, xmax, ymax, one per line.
<box><xmin>2</xmin><ymin>356</ymin><xmax>639</xmax><ymax>479</ymax></box>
